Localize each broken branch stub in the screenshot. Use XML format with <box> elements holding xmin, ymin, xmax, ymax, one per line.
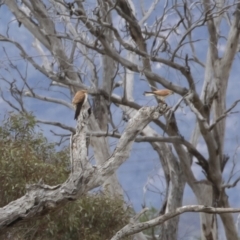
<box><xmin>71</xmin><ymin>105</ymin><xmax>92</xmax><ymax>173</ymax></box>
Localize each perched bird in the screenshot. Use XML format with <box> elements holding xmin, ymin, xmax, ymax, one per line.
<box><xmin>144</xmin><ymin>89</ymin><xmax>174</xmax><ymax>102</ymax></box>
<box><xmin>72</xmin><ymin>90</ymin><xmax>88</xmax><ymax>120</ymax></box>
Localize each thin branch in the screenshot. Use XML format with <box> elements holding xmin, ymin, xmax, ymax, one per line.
<box><xmin>139</xmin><ymin>0</ymin><xmax>160</xmax><ymax>25</ymax></box>
<box><xmin>111</xmin><ymin>205</ymin><xmax>240</xmax><ymax>240</ymax></box>
<box><xmin>185</xmin><ymin>93</ymin><xmax>210</xmax><ymax>130</ymax></box>
<box><xmin>90</xmin><ymin>131</ymin><xmax>207</xmax><ymax>166</ymax></box>
<box><xmin>132</xmin><ymin>208</ymin><xmax>149</xmax><ymax>222</ymax></box>
<box><xmin>222</xmin><ymin>176</ymin><xmax>240</xmax><ymax>189</ymax></box>
<box><xmin>24</xmin><ymin>91</ymin><xmax>72</xmax><ymax>109</ymax></box>
<box><xmin>36</xmin><ymin>119</ymin><xmax>75</xmax><ymax>133</ymax></box>
<box><xmin>209</xmin><ymin>99</ymin><xmax>240</xmax><ymax>131</ymax></box>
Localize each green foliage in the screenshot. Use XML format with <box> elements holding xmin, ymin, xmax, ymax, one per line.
<box><xmin>20</xmin><ymin>194</ymin><xmax>131</xmax><ymax>240</ymax></box>
<box><xmin>0</xmin><ymin>112</ymin><xmax>131</xmax><ymax>240</ymax></box>
<box><xmin>139</xmin><ymin>206</ymin><xmax>160</xmax><ymax>237</ymax></box>
<box><xmin>0</xmin><ymin>112</ymin><xmax>68</xmax><ymax>206</ymax></box>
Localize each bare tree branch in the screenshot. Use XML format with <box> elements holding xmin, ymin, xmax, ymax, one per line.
<box><xmin>222</xmin><ymin>176</ymin><xmax>240</xmax><ymax>189</ymax></box>
<box><xmin>111</xmin><ymin>205</ymin><xmax>240</xmax><ymax>240</ymax></box>
<box><xmin>0</xmin><ymin>104</ymin><xmax>164</xmax><ymax>232</ymax></box>
<box><xmin>24</xmin><ymin>91</ymin><xmax>72</xmax><ymax>109</ymax></box>
<box><xmin>36</xmin><ymin>119</ymin><xmax>75</xmax><ymax>133</ymax></box>
<box><xmin>209</xmin><ymin>99</ymin><xmax>240</xmax><ymax>131</ymax></box>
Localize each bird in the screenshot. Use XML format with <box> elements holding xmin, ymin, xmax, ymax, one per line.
<box><xmin>72</xmin><ymin>90</ymin><xmax>88</xmax><ymax>120</ymax></box>
<box><xmin>143</xmin><ymin>89</ymin><xmax>173</xmax><ymax>102</ymax></box>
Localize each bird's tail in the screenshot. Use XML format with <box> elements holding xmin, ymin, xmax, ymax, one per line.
<box><xmin>74</xmin><ymin>101</ymin><xmax>84</xmax><ymax>120</ymax></box>
<box><xmin>143</xmin><ymin>91</ymin><xmax>154</xmax><ymax>96</ymax></box>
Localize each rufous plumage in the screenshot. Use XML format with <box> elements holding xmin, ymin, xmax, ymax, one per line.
<box><xmin>72</xmin><ymin>90</ymin><xmax>88</xmax><ymax>120</ymax></box>
<box><xmin>144</xmin><ymin>89</ymin><xmax>173</xmax><ymax>101</ymax></box>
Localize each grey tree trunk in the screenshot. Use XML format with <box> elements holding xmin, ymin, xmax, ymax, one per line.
<box><xmin>2</xmin><ymin>0</ymin><xmax>240</xmax><ymax>239</ymax></box>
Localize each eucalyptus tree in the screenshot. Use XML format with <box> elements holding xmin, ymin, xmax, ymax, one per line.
<box><xmin>1</xmin><ymin>0</ymin><xmax>240</xmax><ymax>239</ymax></box>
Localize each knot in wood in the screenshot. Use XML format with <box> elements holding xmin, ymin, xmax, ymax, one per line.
<box><xmin>152</xmin><ymin>111</ymin><xmax>160</xmax><ymax>119</ymax></box>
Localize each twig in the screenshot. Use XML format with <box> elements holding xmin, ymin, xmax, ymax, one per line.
<box><xmin>222</xmin><ymin>176</ymin><xmax>240</xmax><ymax>189</ymax></box>
<box><xmin>36</xmin><ymin>119</ymin><xmax>75</xmax><ymax>133</ymax></box>
<box><xmin>209</xmin><ymin>99</ymin><xmax>240</xmax><ymax>131</ymax></box>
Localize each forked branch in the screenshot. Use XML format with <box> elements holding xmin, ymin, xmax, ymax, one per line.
<box><xmin>0</xmin><ymin>104</ymin><xmax>165</xmax><ymax>232</ymax></box>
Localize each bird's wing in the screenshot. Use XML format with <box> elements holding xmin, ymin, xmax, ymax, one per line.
<box><xmin>72</xmin><ymin>91</ymin><xmax>86</xmax><ymax>120</ymax></box>
<box><xmin>74</xmin><ymin>100</ymin><xmax>84</xmax><ymax>120</ymax></box>
<box><xmin>154</xmin><ymin>89</ymin><xmax>171</xmax><ymax>96</ymax></box>
<box><xmin>72</xmin><ymin>91</ymin><xmax>85</xmax><ymax>105</ymax></box>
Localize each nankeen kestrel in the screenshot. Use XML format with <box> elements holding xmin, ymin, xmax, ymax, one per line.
<box><xmin>72</xmin><ymin>90</ymin><xmax>88</xmax><ymax>120</ymax></box>
<box><xmin>144</xmin><ymin>89</ymin><xmax>174</xmax><ymax>101</ymax></box>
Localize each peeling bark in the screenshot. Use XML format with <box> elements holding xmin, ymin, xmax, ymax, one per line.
<box><xmin>2</xmin><ymin>0</ymin><xmax>240</xmax><ymax>239</ymax></box>
<box><xmin>0</xmin><ymin>104</ymin><xmax>165</xmax><ymax>233</ymax></box>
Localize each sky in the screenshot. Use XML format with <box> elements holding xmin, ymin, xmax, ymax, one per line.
<box><xmin>1</xmin><ymin>1</ymin><xmax>240</xmax><ymax>239</ymax></box>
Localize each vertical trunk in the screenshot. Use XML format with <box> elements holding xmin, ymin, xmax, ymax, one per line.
<box><xmin>91</xmin><ymin>0</ymin><xmax>124</xmax><ymax>197</ymax></box>
<box><xmin>219</xmin><ymin>192</ymin><xmax>238</xmax><ymax>240</ymax></box>
<box><xmin>120</xmin><ymin>105</ymin><xmax>185</xmax><ymax>239</ymax></box>
<box><xmin>158</xmin><ymin>145</ymin><xmax>185</xmax><ymax>240</ymax></box>
<box><xmin>195</xmin><ymin>182</ymin><xmax>218</xmax><ymax>240</ymax></box>
<box><xmin>191</xmin><ymin>50</ymin><xmax>218</xmax><ymax>240</ymax></box>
